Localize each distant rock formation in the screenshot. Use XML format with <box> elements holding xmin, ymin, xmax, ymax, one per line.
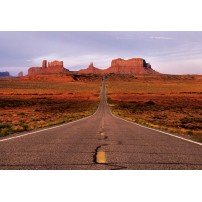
<box><xmin>42</xmin><ymin>60</ymin><xmax>47</xmax><ymax>68</ymax></box>
<box><xmin>78</xmin><ymin>63</ymin><xmax>103</xmax><ymax>74</ymax></box>
<box><xmin>0</xmin><ymin>71</ymin><xmax>10</xmax><ymax>77</ymax></box>
<box><xmin>26</xmin><ymin>57</ymin><xmax>158</xmax><ymax>77</ymax></box>
<box><xmin>18</xmin><ymin>71</ymin><xmax>23</xmax><ymax>77</ymax></box>
<box><xmin>28</xmin><ymin>60</ymin><xmax>68</xmax><ymax>76</ymax></box>
<box><xmin>105</xmin><ymin>58</ymin><xmax>158</xmax><ymax>74</ymax></box>
<box><xmin>77</xmin><ymin>57</ymin><xmax>159</xmax><ymax>75</ymax></box>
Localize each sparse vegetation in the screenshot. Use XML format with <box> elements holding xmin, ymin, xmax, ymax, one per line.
<box><xmin>0</xmin><ymin>77</ymin><xmax>100</xmax><ymax>137</ymax></box>
<box><xmin>107</xmin><ymin>75</ymin><xmax>202</xmax><ymax>142</ymax></box>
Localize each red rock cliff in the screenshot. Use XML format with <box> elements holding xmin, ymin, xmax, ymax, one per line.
<box><xmin>77</xmin><ymin>58</ymin><xmax>159</xmax><ymax>75</ymax></box>
<box><xmin>105</xmin><ymin>58</ymin><xmax>157</xmax><ymax>74</ymax></box>
<box><xmin>28</xmin><ymin>60</ymin><xmax>67</xmax><ymax>76</ymax></box>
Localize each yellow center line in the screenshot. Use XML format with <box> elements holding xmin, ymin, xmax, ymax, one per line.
<box><xmin>96</xmin><ymin>151</ymin><xmax>106</xmax><ymax>164</ymax></box>
<box><xmin>101</xmin><ymin>118</ymin><xmax>104</xmax><ymax>129</ymax></box>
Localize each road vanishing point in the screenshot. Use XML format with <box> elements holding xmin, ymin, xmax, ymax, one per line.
<box><xmin>0</xmin><ymin>79</ymin><xmax>202</xmax><ymax>169</ymax></box>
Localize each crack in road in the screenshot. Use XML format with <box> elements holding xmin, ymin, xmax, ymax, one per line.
<box><xmin>93</xmin><ymin>144</ymin><xmax>108</xmax><ymax>164</ymax></box>
<box><xmin>93</xmin><ymin>115</ymin><xmax>128</xmax><ymax>169</ymax></box>
<box><xmin>93</xmin><ymin>143</ymin><xmax>127</xmax><ymax>170</ymax></box>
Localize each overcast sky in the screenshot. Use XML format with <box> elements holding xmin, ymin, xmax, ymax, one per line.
<box><xmin>0</xmin><ymin>31</ymin><xmax>202</xmax><ymax>75</ymax></box>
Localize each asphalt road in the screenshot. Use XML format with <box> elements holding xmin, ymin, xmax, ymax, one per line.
<box><xmin>0</xmin><ymin>79</ymin><xmax>202</xmax><ymax>170</ymax></box>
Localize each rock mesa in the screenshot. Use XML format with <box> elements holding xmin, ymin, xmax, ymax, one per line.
<box><xmin>77</xmin><ymin>58</ymin><xmax>158</xmax><ymax>75</ymax></box>
<box><xmin>105</xmin><ymin>58</ymin><xmax>157</xmax><ymax>74</ymax></box>
<box><xmin>28</xmin><ymin>60</ymin><xmax>68</xmax><ymax>76</ymax></box>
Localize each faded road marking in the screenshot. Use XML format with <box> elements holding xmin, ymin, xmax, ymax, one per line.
<box><xmin>96</xmin><ymin>151</ymin><xmax>106</xmax><ymax>164</ymax></box>
<box><xmin>100</xmin><ymin>132</ymin><xmax>104</xmax><ymax>136</ymax></box>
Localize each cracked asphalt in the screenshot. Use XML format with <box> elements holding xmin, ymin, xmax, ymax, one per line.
<box><xmin>0</xmin><ymin>79</ymin><xmax>202</xmax><ymax>170</ymax></box>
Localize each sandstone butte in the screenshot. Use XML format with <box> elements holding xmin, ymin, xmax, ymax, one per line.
<box><xmin>78</xmin><ymin>58</ymin><xmax>159</xmax><ymax>75</ymax></box>
<box><xmin>78</xmin><ymin>62</ymin><xmax>103</xmax><ymax>74</ymax></box>
<box><xmin>28</xmin><ymin>60</ymin><xmax>68</xmax><ymax>76</ymax></box>
<box><xmin>26</xmin><ymin>60</ymin><xmax>75</xmax><ymax>82</ymax></box>
<box><xmin>18</xmin><ymin>71</ymin><xmax>23</xmax><ymax>77</ymax></box>
<box><xmin>26</xmin><ymin>57</ymin><xmax>159</xmax><ymax>78</ymax></box>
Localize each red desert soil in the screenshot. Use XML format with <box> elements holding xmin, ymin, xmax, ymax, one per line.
<box><xmin>0</xmin><ymin>76</ymin><xmax>101</xmax><ymax>137</ymax></box>
<box><xmin>107</xmin><ymin>74</ymin><xmax>202</xmax><ymax>142</ymax></box>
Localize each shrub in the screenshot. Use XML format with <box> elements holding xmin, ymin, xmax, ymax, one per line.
<box><xmin>0</xmin><ymin>128</ymin><xmax>10</xmax><ymax>136</ymax></box>
<box><xmin>19</xmin><ymin>121</ymin><xmax>29</xmax><ymax>131</ymax></box>
<box><xmin>12</xmin><ymin>125</ymin><xmax>25</xmax><ymax>133</ymax></box>
<box><xmin>187</xmin><ymin>130</ymin><xmax>193</xmax><ymax>136</ymax></box>
<box><xmin>145</xmin><ymin>100</ymin><xmax>155</xmax><ymax>105</ymax></box>
<box><xmin>0</xmin><ymin>123</ymin><xmax>11</xmax><ymax>129</ymax></box>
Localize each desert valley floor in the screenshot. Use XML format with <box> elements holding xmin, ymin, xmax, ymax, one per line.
<box><xmin>0</xmin><ymin>75</ymin><xmax>201</xmax><ymax>169</ymax></box>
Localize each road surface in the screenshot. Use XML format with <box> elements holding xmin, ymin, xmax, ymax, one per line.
<box><xmin>0</xmin><ymin>79</ymin><xmax>202</xmax><ymax>169</ymax></box>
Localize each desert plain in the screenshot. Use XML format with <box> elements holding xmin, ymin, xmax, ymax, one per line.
<box><xmin>107</xmin><ymin>74</ymin><xmax>202</xmax><ymax>142</ymax></box>
<box><xmin>0</xmin><ymin>75</ymin><xmax>100</xmax><ymax>137</ymax></box>
<box><xmin>0</xmin><ymin>73</ymin><xmax>201</xmax><ymax>143</ymax></box>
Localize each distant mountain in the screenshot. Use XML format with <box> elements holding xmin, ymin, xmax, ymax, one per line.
<box><xmin>28</xmin><ymin>60</ymin><xmax>69</xmax><ymax>76</ymax></box>
<box><xmin>105</xmin><ymin>58</ymin><xmax>158</xmax><ymax>74</ymax></box>
<box><xmin>78</xmin><ymin>63</ymin><xmax>103</xmax><ymax>74</ymax></box>
<box><xmin>0</xmin><ymin>71</ymin><xmax>10</xmax><ymax>77</ymax></box>
<box><xmin>26</xmin><ymin>57</ymin><xmax>159</xmax><ymax>77</ymax></box>
<box><xmin>77</xmin><ymin>58</ymin><xmax>159</xmax><ymax>75</ymax></box>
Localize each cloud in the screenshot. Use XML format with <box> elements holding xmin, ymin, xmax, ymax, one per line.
<box><xmin>150</xmin><ymin>36</ymin><xmax>173</xmax><ymax>40</ymax></box>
